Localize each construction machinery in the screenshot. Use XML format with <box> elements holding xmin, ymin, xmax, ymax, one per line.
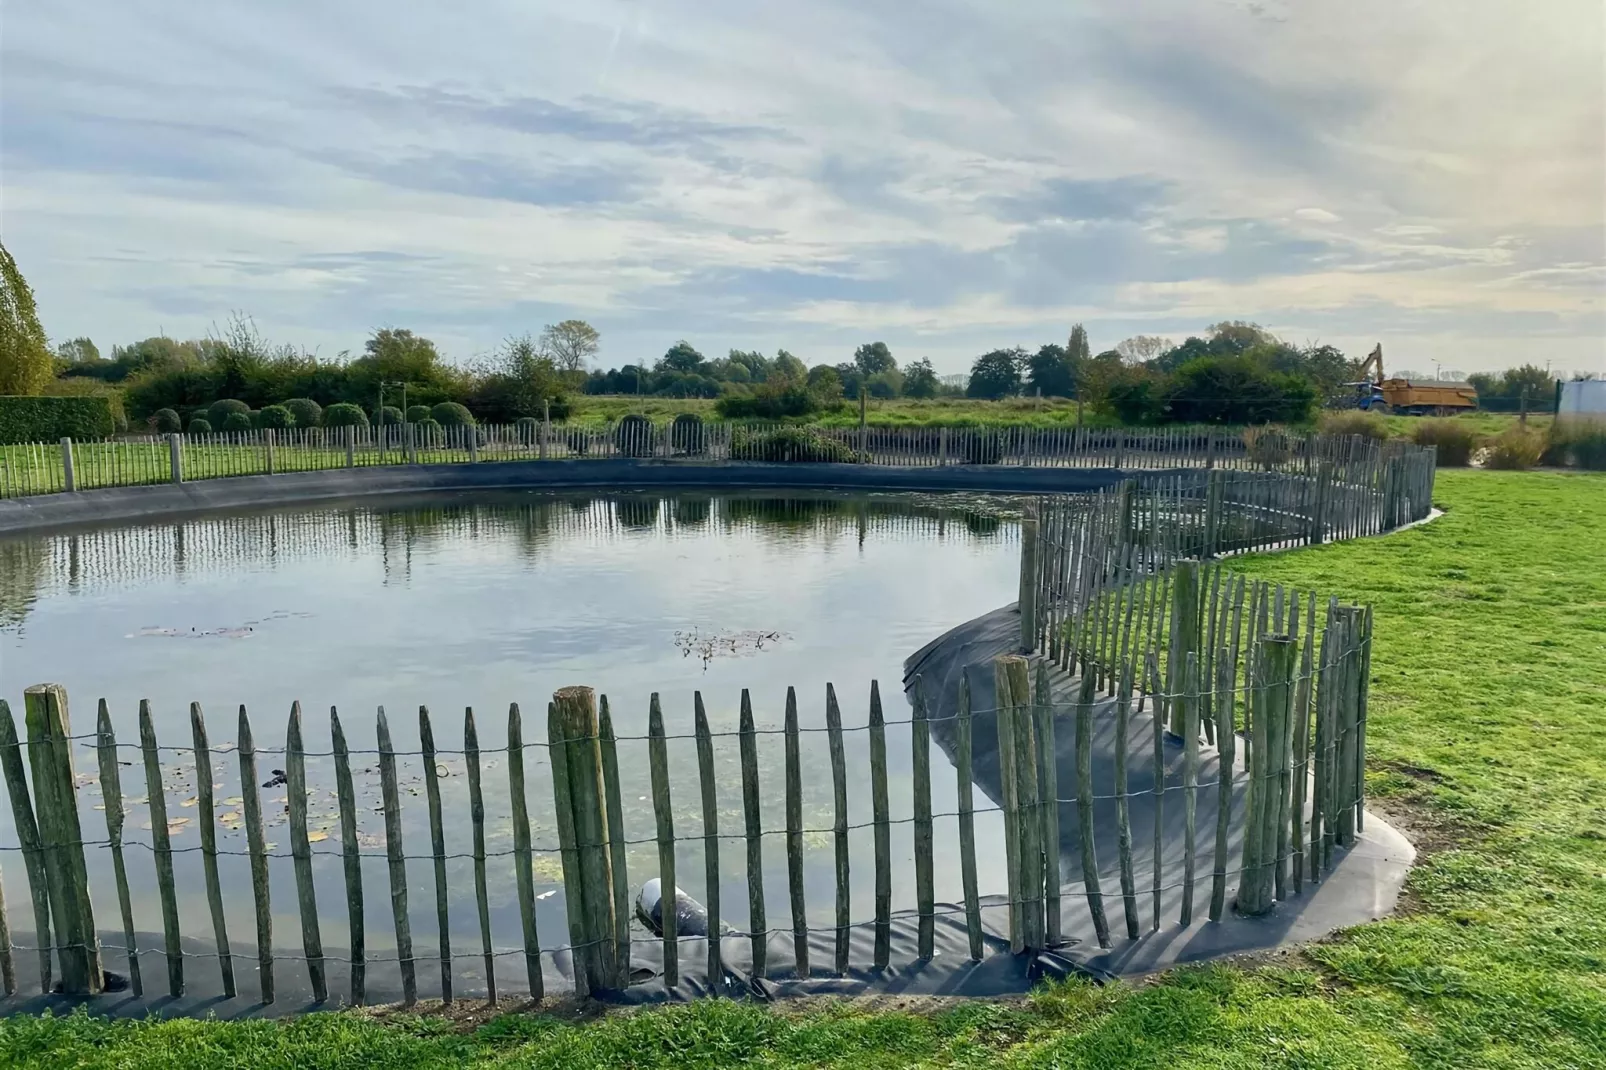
<box><xmin>1349</xmin><ymin>344</ymin><xmax>1478</xmax><ymax>415</ymax></box>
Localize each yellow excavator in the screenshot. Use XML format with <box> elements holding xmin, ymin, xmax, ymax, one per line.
<box><xmin>1351</xmin><ymin>344</ymin><xmax>1478</xmax><ymax>415</ymax></box>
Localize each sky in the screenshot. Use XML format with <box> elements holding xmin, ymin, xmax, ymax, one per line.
<box><xmin>2</xmin><ymin>0</ymin><xmax>1603</xmax><ymax>377</ymax></box>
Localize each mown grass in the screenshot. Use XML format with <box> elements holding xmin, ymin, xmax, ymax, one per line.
<box><xmin>3</xmin><ymin>470</ymin><xmax>1605</xmax><ymax>1067</ymax></box>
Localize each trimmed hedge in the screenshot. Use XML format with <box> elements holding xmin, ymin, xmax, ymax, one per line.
<box><xmin>615</xmin><ymin>413</ymin><xmax>655</xmax><ymax>457</ymax></box>
<box><xmin>405</xmin><ymin>405</ymin><xmax>432</xmax><ymax>424</ymax></box>
<box><xmin>187</xmin><ymin>417</ymin><xmax>213</xmax><ymax>435</ymax></box>
<box><xmin>671</xmin><ymin>412</ymin><xmax>706</xmax><ymax>455</ymax></box>
<box><xmin>375</xmin><ymin>405</ymin><xmax>403</xmax><ymax>426</ymax></box>
<box><xmin>430</xmin><ymin>401</ymin><xmax>475</xmax><ymax>427</ymax></box>
<box><xmin>208</xmin><ymin>399</ymin><xmax>250</xmax><ymax>427</ymax></box>
<box><xmin>281</xmin><ymin>398</ymin><xmax>322</xmax><ymax>428</ymax></box>
<box><xmin>221</xmin><ymin>411</ymin><xmax>254</xmax><ymax>432</ymax></box>
<box><xmin>0</xmin><ymin>396</ymin><xmax>116</xmax><ymax>444</ymax></box>
<box><xmin>733</xmin><ymin>425</ymin><xmax>861</xmax><ymax>463</ymax></box>
<box><xmin>151</xmin><ymin>408</ymin><xmax>183</xmax><ymax>434</ymax></box>
<box><xmin>322</xmin><ymin>402</ymin><xmax>369</xmax><ymax>428</ymax></box>
<box><xmin>256</xmin><ymin>404</ymin><xmax>295</xmax><ymax>430</ymax></box>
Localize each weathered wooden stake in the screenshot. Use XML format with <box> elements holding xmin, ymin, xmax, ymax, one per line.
<box><xmin>693</xmin><ymin>694</ymin><xmax>722</xmax><ymax>981</ymax></box>
<box><xmin>237</xmin><ymin>707</ymin><xmax>273</xmax><ymax>1003</ymax></box>
<box><xmin>737</xmin><ymin>690</ymin><xmax>767</xmax><ymax>976</ymax></box>
<box><xmin>955</xmin><ymin>674</ymin><xmax>983</xmax><ymax>960</ymax></box>
<box><xmin>376</xmin><ymin>708</ymin><xmax>416</xmax><ymax>1004</ymax></box>
<box><xmin>598</xmin><ymin>698</ymin><xmax>632</xmax><ymax>987</ymax></box>
<box><xmin>869</xmin><ymin>680</ymin><xmax>892</xmax><ymax>970</ymax></box>
<box><xmin>509</xmin><ymin>703</ymin><xmax>546</xmax><ymax>999</ymax></box>
<box><xmin>330</xmin><ymin>707</ymin><xmax>365</xmax><ymax>1004</ymax></box>
<box><xmin>646</xmin><ymin>695</ymin><xmax>678</xmax><ymax>987</ymax></box>
<box><xmin>419</xmin><ymin>706</ymin><xmax>452</xmax><ymax>1002</ymax></box>
<box><xmin>95</xmin><ymin>700</ymin><xmax>140</xmax><ymax>997</ymax></box>
<box><xmin>911</xmin><ymin>677</ymin><xmax>936</xmax><ymax>959</ymax></box>
<box><xmin>463</xmin><ymin>709</ymin><xmax>496</xmax><ymax>1003</ymax></box>
<box><xmin>284</xmin><ymin>702</ymin><xmax>325</xmax><ymax>1001</ymax></box>
<box><xmin>783</xmin><ymin>687</ymin><xmax>809</xmax><ymax>977</ymax></box>
<box><xmin>825</xmin><ymin>683</ymin><xmax>851</xmax><ymax>974</ymax></box>
<box><xmin>0</xmin><ymin>701</ymin><xmax>51</xmax><ymax>994</ymax></box>
<box><xmin>189</xmin><ymin>702</ymin><xmax>235</xmax><ymax>997</ymax></box>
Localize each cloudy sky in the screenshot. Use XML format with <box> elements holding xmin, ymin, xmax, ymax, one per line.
<box><xmin>3</xmin><ymin>0</ymin><xmax>1602</xmax><ymax>376</ymax></box>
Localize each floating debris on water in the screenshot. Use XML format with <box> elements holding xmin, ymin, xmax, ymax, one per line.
<box><xmin>673</xmin><ymin>628</ymin><xmax>790</xmax><ymax>669</ymax></box>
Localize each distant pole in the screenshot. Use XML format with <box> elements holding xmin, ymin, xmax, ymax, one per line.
<box><xmin>1519</xmin><ymin>389</ymin><xmax>1528</xmax><ymax>426</ymax></box>
<box><xmin>1076</xmin><ymin>397</ymin><xmax>1084</xmax><ymax>430</ymax></box>
<box><xmin>858</xmin><ymin>388</ymin><xmax>868</xmax><ymax>462</ymax></box>
<box><xmin>377</xmin><ymin>383</ymin><xmax>385</xmax><ymax>464</ymax></box>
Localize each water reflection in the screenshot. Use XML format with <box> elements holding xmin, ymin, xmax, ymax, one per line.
<box><xmin>0</xmin><ymin>491</ymin><xmax>1024</xmax><ymax>959</ymax></box>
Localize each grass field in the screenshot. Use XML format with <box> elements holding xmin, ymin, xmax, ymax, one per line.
<box><xmin>567</xmin><ymin>395</ymin><xmax>1125</xmax><ymax>429</ymax></box>
<box><xmin>2</xmin><ymin>472</ymin><xmax>1604</xmax><ymax>1068</ymax></box>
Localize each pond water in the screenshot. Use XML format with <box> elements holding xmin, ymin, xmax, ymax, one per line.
<box><xmin>0</xmin><ymin>491</ymin><xmax>1023</xmax><ymax>973</ymax></box>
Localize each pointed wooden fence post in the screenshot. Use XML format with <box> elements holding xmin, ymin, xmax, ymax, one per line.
<box><xmin>95</xmin><ymin>700</ymin><xmax>141</xmax><ymax>997</ymax></box>
<box><xmin>0</xmin><ymin>699</ymin><xmax>54</xmax><ymax>993</ymax></box>
<box><xmin>25</xmin><ymin>684</ymin><xmax>100</xmax><ymax>993</ymax></box>
<box><xmin>552</xmin><ymin>687</ymin><xmax>616</xmax><ymax>992</ymax></box>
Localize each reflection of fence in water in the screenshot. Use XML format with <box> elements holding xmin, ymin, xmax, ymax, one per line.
<box><xmin>0</xmin><ymin>495</ymin><xmax>1020</xmax><ymax>629</ymax></box>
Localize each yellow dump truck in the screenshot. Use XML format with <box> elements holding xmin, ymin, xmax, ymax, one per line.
<box><xmin>1352</xmin><ymin>344</ymin><xmax>1479</xmax><ymax>415</ymax></box>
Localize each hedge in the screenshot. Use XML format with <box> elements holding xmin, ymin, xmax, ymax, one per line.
<box><xmin>0</xmin><ymin>396</ymin><xmax>116</xmax><ymax>444</ymax></box>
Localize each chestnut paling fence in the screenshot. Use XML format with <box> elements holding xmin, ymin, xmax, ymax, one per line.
<box><xmin>0</xmin><ymin>421</ymin><xmax>1434</xmax><ymax>498</ymax></box>
<box><xmin>0</xmin><ymin>461</ymin><xmax>1412</xmax><ymax>1003</ymax></box>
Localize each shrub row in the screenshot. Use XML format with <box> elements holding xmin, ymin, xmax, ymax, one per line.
<box><xmin>0</xmin><ymin>396</ymin><xmax>116</xmax><ymax>444</ymax></box>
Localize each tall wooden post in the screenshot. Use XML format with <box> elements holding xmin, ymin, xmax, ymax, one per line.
<box><xmin>1019</xmin><ymin>503</ymin><xmax>1040</xmax><ymax>653</ymax></box>
<box><xmin>60</xmin><ymin>440</ymin><xmax>76</xmax><ymax>492</ymax></box>
<box><xmin>552</xmin><ymin>687</ymin><xmax>617</xmax><ymax>992</ymax></box>
<box><xmin>169</xmin><ymin>434</ymin><xmax>184</xmax><ymax>483</ymax></box>
<box><xmin>24</xmin><ymin>684</ymin><xmax>101</xmax><ymax>993</ymax></box>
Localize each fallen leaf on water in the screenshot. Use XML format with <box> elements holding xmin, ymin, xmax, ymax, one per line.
<box><xmin>181</xmin><ymin>797</ymin><xmax>198</xmax><ymax>808</ymax></box>
<box><xmin>308</xmin><ymin>831</ymin><xmax>329</xmax><ymax>843</ymax></box>
<box><xmin>92</xmin><ymin>804</ymin><xmax>106</xmax><ymax>811</ymax></box>
<box><xmin>224</xmin><ymin>796</ymin><xmax>243</xmax><ymax>806</ymax></box>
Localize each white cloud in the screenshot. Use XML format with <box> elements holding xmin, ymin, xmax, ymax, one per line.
<box><xmin>0</xmin><ymin>0</ymin><xmax>1601</xmax><ymax>375</ymax></box>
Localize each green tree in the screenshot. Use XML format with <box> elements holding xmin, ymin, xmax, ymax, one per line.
<box><xmin>1025</xmin><ymin>343</ymin><xmax>1077</xmax><ymax>397</ymax></box>
<box><xmin>0</xmin><ymin>240</ymin><xmax>55</xmax><ymax>395</ymax></box>
<box><xmin>1167</xmin><ymin>356</ymin><xmax>1316</xmax><ymax>425</ymax></box>
<box><xmin>659</xmin><ymin>341</ymin><xmax>706</xmax><ymax>374</ymax></box>
<box><xmin>773</xmin><ymin>349</ymin><xmax>808</xmax><ymax>384</ymax></box>
<box><xmin>1067</xmin><ymin>323</ymin><xmax>1092</xmax><ymax>364</ymax></box>
<box><xmin>1114</xmin><ymin>335</ymin><xmax>1171</xmax><ymax>363</ymax></box>
<box><xmin>55</xmin><ymin>337</ymin><xmax>101</xmax><ymax>367</ymax></box>
<box><xmin>902</xmin><ymin>358</ymin><xmax>939</xmax><ymax>399</ymax></box>
<box><xmin>352</xmin><ymin>328</ymin><xmax>449</xmax><ymax>401</ymax></box>
<box><xmin>807</xmin><ymin>364</ymin><xmax>843</xmax><ymax>400</ymax></box>
<box><xmin>966</xmin><ymin>348</ymin><xmax>1025</xmax><ymax>399</ymax></box>
<box><xmin>469</xmin><ymin>334</ymin><xmax>570</xmax><ymax>421</ymax></box>
<box><xmin>854</xmin><ymin>341</ymin><xmax>896</xmax><ymax>375</ymax></box>
<box><xmin>539</xmin><ymin>319</ymin><xmax>600</xmax><ymax>373</ymax></box>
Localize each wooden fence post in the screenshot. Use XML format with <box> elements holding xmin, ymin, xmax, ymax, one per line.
<box><xmin>345</xmin><ymin>425</ymin><xmax>356</xmax><ymax>468</ymax></box>
<box><xmin>24</xmin><ymin>684</ymin><xmax>100</xmax><ymax>993</ymax></box>
<box><xmin>1168</xmin><ymin>561</ymin><xmax>1200</xmax><ymax>737</ymax></box>
<box><xmin>169</xmin><ymin>433</ymin><xmax>184</xmax><ymax>483</ymax></box>
<box><xmin>0</xmin><ymin>700</ymin><xmax>53</xmax><ymax>993</ymax></box>
<box><xmin>60</xmin><ymin>439</ymin><xmax>76</xmax><ymax>492</ymax></box>
<box><xmin>265</xmin><ymin>428</ymin><xmax>276</xmax><ymax>475</ymax></box>
<box><xmin>552</xmin><ymin>686</ymin><xmax>617</xmax><ymax>992</ymax></box>
<box><xmin>1019</xmin><ymin>504</ymin><xmax>1040</xmax><ymax>653</ymax></box>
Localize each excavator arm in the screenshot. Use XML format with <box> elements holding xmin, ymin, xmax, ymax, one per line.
<box><xmin>1357</xmin><ymin>343</ymin><xmax>1383</xmax><ymax>383</ymax></box>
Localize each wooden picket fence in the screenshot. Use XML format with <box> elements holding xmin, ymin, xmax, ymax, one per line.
<box><xmin>1</xmin><ymin>423</ymin><xmax>1436</xmax><ymax>499</ymax></box>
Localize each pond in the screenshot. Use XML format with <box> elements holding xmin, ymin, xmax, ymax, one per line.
<box><xmin>0</xmin><ymin>490</ymin><xmax>1024</xmax><ymax>976</ymax></box>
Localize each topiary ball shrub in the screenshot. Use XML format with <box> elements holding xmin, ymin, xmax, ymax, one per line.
<box><xmin>375</xmin><ymin>405</ymin><xmax>403</xmax><ymax>426</ymax></box>
<box><xmin>404</xmin><ymin>404</ymin><xmax>432</xmax><ymax>424</ymax></box>
<box><xmin>412</xmin><ymin>416</ymin><xmax>442</xmax><ymax>445</ymax></box>
<box><xmin>151</xmin><ymin>408</ymin><xmax>182</xmax><ymax>434</ymax></box>
<box><xmin>322</xmin><ymin>402</ymin><xmax>369</xmax><ymax>428</ymax></box>
<box><xmin>208</xmin><ymin>399</ymin><xmax>250</xmax><ymax>427</ymax></box>
<box><xmin>565</xmin><ymin>427</ymin><xmax>591</xmax><ymax>455</ymax></box>
<box><xmin>615</xmin><ymin>413</ymin><xmax>655</xmax><ymax>458</ymax></box>
<box><xmin>256</xmin><ymin>404</ymin><xmax>295</xmax><ymax>430</ymax></box>
<box><xmin>1411</xmin><ymin>419</ymin><xmax>1477</xmax><ymax>467</ymax></box>
<box><xmin>282</xmin><ymin>398</ymin><xmax>322</xmax><ymax>428</ymax></box>
<box><xmin>431</xmin><ymin>401</ymin><xmax>475</xmax><ymax>427</ymax></box>
<box><xmin>670</xmin><ymin>412</ymin><xmax>706</xmax><ymax>455</ymax></box>
<box><xmin>962</xmin><ymin>430</ymin><xmax>1004</xmax><ymax>465</ymax></box>
<box><xmin>221</xmin><ymin>411</ymin><xmax>254</xmax><ymax>433</ymax></box>
<box><xmin>1482</xmin><ymin>427</ymin><xmax>1544</xmax><ymax>470</ymax></box>
<box><xmin>186</xmin><ymin>417</ymin><xmax>213</xmax><ymax>435</ymax></box>
<box><xmin>515</xmin><ymin>416</ymin><xmax>542</xmax><ymax>446</ymax></box>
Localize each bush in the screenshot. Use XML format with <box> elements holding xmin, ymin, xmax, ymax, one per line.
<box><xmin>431</xmin><ymin>401</ymin><xmax>475</xmax><ymax>427</ymax></box>
<box><xmin>256</xmin><ymin>404</ymin><xmax>295</xmax><ymax>430</ymax></box>
<box><xmin>322</xmin><ymin>402</ymin><xmax>369</xmax><ymax>428</ymax></box>
<box><xmin>1244</xmin><ymin>426</ymin><xmax>1295</xmax><ymax>468</ymax></box>
<box><xmin>413</xmin><ymin>416</ymin><xmax>442</xmax><ymax>444</ymax></box>
<box><xmin>961</xmin><ymin>430</ymin><xmax>1004</xmax><ymax>465</ymax></box>
<box><xmin>41</xmin><ymin>375</ymin><xmax>129</xmax><ymax>431</ymax></box>
<box><xmin>1482</xmin><ymin>427</ymin><xmax>1545</xmax><ymax>470</ymax></box>
<box><xmin>1318</xmin><ymin>410</ymin><xmax>1390</xmax><ymax>441</ymax></box>
<box><xmin>1169</xmin><ymin>356</ymin><xmax>1317</xmax><ymax>425</ymax></box>
<box><xmin>220</xmin><ymin>411</ymin><xmax>254</xmax><ymax>432</ymax></box>
<box><xmin>281</xmin><ymin>398</ymin><xmax>322</xmax><ymax>428</ymax></box>
<box><xmin>615</xmin><ymin>413</ymin><xmax>655</xmax><ymax>457</ymax></box>
<box><xmin>0</xmin><ymin>396</ymin><xmax>116</xmax><ymax>444</ymax></box>
<box><xmin>715</xmin><ymin>383</ymin><xmax>821</xmax><ymax>420</ymax></box>
<box><xmin>670</xmin><ymin>413</ymin><xmax>706</xmax><ymax>455</ymax></box>
<box><xmin>733</xmin><ymin>425</ymin><xmax>860</xmax><ymax>463</ymax></box>
<box><xmin>208</xmin><ymin>398</ymin><xmax>250</xmax><ymax>427</ymax></box>
<box><xmin>1411</xmin><ymin>419</ymin><xmax>1478</xmax><ymax>467</ymax></box>
<box><xmin>566</xmin><ymin>427</ymin><xmax>591</xmax><ymax>455</ymax></box>
<box><xmin>375</xmin><ymin>405</ymin><xmax>403</xmax><ymax>426</ymax></box>
<box><xmin>150</xmin><ymin>408</ymin><xmax>182</xmax><ymax>433</ymax></box>
<box><xmin>187</xmin><ymin>417</ymin><xmax>212</xmax><ymax>435</ymax></box>
<box><xmin>515</xmin><ymin>416</ymin><xmax>542</xmax><ymax>446</ymax></box>
<box><xmin>405</xmin><ymin>404</ymin><xmax>432</xmax><ymax>423</ymax></box>
<box><xmin>1545</xmin><ymin>422</ymin><xmax>1606</xmax><ymax>470</ymax></box>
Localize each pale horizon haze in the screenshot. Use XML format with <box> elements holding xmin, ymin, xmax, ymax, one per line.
<box><xmin>2</xmin><ymin>0</ymin><xmax>1603</xmax><ymax>377</ymax></box>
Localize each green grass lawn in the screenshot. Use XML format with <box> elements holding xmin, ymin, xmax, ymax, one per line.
<box><xmin>3</xmin><ymin>470</ymin><xmax>1604</xmax><ymax>1068</ymax></box>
